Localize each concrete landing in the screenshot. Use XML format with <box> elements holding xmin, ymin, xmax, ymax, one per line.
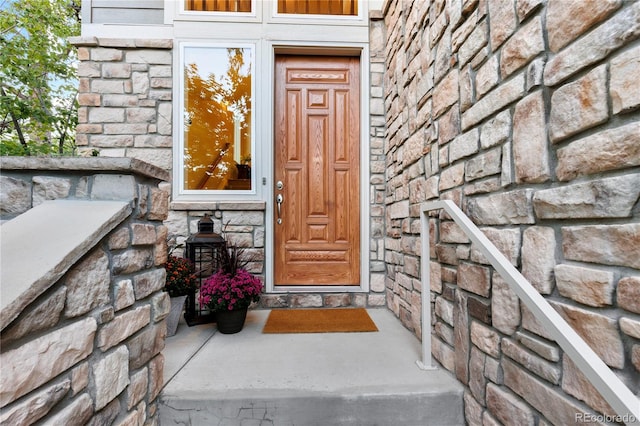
<box><xmin>159</xmin><ymin>308</ymin><xmax>464</xmax><ymax>426</ymax></box>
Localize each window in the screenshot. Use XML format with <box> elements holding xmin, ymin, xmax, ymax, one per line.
<box><xmin>181</xmin><ymin>45</ymin><xmax>254</xmax><ymax>192</ymax></box>
<box><xmin>185</xmin><ymin>0</ymin><xmax>252</xmax><ymax>12</ymax></box>
<box><xmin>277</xmin><ymin>0</ymin><xmax>358</xmax><ymax>16</ymax></box>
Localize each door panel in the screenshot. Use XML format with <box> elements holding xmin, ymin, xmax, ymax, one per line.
<box><xmin>274</xmin><ymin>55</ymin><xmax>360</xmax><ymax>286</ymax></box>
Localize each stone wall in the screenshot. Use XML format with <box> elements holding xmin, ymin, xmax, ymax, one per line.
<box><xmin>71</xmin><ymin>37</ymin><xmax>173</xmax><ymax>170</ymax></box>
<box><xmin>0</xmin><ymin>158</ymin><xmax>170</xmax><ymax>425</ymax></box>
<box><xmin>72</xmin><ymin>32</ymin><xmax>389</xmax><ymax>308</ymax></box>
<box><xmin>382</xmin><ymin>0</ymin><xmax>639</xmax><ymax>424</ymax></box>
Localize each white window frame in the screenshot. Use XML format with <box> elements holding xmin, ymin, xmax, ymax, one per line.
<box><xmin>270</xmin><ymin>0</ymin><xmax>365</xmax><ymax>24</ymax></box>
<box><xmin>167</xmin><ymin>0</ymin><xmax>261</xmax><ymax>23</ymax></box>
<box><xmin>174</xmin><ymin>41</ymin><xmax>261</xmax><ymax>201</ymax></box>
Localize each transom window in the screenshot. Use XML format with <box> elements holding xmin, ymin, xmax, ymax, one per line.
<box><xmin>184</xmin><ymin>0</ymin><xmax>252</xmax><ymax>12</ymax></box>
<box><xmin>181</xmin><ymin>45</ymin><xmax>254</xmax><ymax>192</ymax></box>
<box><xmin>277</xmin><ymin>0</ymin><xmax>358</xmax><ymax>16</ymax></box>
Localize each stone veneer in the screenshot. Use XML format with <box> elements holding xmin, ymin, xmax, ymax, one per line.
<box><xmin>71</xmin><ymin>26</ymin><xmax>390</xmax><ymax>308</ymax></box>
<box><xmin>383</xmin><ymin>0</ymin><xmax>639</xmax><ymax>424</ymax></box>
<box><xmin>0</xmin><ymin>157</ymin><xmax>170</xmax><ymax>425</ymax></box>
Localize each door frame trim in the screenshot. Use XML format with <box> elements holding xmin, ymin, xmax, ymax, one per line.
<box><xmin>264</xmin><ymin>41</ymin><xmax>370</xmax><ymax>293</ymax></box>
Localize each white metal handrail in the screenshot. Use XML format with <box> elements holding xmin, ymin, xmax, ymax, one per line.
<box><xmin>419</xmin><ymin>200</ymin><xmax>639</xmax><ymax>425</ymax></box>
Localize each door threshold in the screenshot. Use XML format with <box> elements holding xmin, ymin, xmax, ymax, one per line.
<box><xmin>271</xmin><ymin>285</ymin><xmax>366</xmax><ymax>293</ymax></box>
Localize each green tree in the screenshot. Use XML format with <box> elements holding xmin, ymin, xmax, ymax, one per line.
<box><xmin>0</xmin><ymin>0</ymin><xmax>81</xmax><ymax>156</ymax></box>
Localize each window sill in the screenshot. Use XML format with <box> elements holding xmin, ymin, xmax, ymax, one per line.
<box><xmin>170</xmin><ymin>201</ymin><xmax>266</xmax><ymax>211</ymax></box>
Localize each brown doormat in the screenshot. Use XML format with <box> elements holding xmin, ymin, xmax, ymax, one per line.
<box><xmin>262</xmin><ymin>308</ymin><xmax>378</xmax><ymax>333</ymax></box>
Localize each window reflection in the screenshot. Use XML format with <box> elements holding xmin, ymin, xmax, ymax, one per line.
<box><xmin>277</xmin><ymin>0</ymin><xmax>357</xmax><ymax>15</ymax></box>
<box><xmin>185</xmin><ymin>0</ymin><xmax>252</xmax><ymax>12</ymax></box>
<box><xmin>183</xmin><ymin>47</ymin><xmax>252</xmax><ymax>191</ymax></box>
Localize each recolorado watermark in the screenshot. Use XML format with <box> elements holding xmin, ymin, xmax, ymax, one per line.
<box><xmin>575</xmin><ymin>413</ymin><xmax>638</xmax><ymax>424</ymax></box>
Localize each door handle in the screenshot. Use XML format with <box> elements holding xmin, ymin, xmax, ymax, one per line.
<box><xmin>276</xmin><ymin>193</ymin><xmax>283</xmax><ymax>224</ymax></box>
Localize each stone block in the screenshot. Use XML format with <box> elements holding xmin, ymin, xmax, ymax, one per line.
<box><xmin>439</xmin><ymin>163</ymin><xmax>465</xmax><ymax>191</ymax></box>
<box><xmin>43</xmin><ymin>393</ymin><xmax>93</xmax><ymax>426</ymax></box>
<box><xmin>620</xmin><ymin>317</ymin><xmax>640</xmax><ymax>340</ymax></box>
<box><xmin>459</xmin><ymin>65</ymin><xmax>473</xmax><ymax>112</ymax></box>
<box><xmin>32</xmin><ymin>176</ymin><xmax>71</xmax><ymax>206</ymax></box>
<box><xmin>438</xmin><ymin>107</ymin><xmax>461</xmax><ymax>144</ymax></box>
<box><xmin>546</xmin><ymin>0</ymin><xmax>622</xmax><ymax>52</ymax></box>
<box><xmin>323</xmin><ymin>294</ymin><xmax>351</xmax><ymax>307</ymax></box>
<box><xmin>128</xmin><ymin>323</ymin><xmax>166</xmax><ymax>370</ymax></box>
<box><xmin>71</xmin><ymin>362</ymin><xmax>89</xmax><ymax>395</ymax></box>
<box><xmin>430</xmin><ymin>261</ymin><xmax>442</xmax><ymax>293</ymax></box>
<box><xmin>464</xmin><ymin>391</ymin><xmax>483</xmax><ymax>426</ymax></box>
<box><xmin>454</xmin><ymin>290</ymin><xmax>470</xmax><ymax>384</ymax></box>
<box><xmin>562</xmin><ymin>223</ymin><xmax>640</xmax><ymax>269</ymax></box>
<box><xmin>126</xmin><ymin>50</ymin><xmax>172</xmax><ymax>65</ymax></box>
<box><xmin>157</xmin><ymin>102</ymin><xmax>173</xmax><ymax>135</ymax></box>
<box><xmin>98</xmin><ymin>306</ymin><xmax>151</xmax><ymax>351</ymax></box>
<box><xmin>462</xmin><ymin>73</ymin><xmax>524</xmax><ymax>130</ymax></box>
<box><xmin>521</xmin><ymin>227</ymin><xmax>556</xmax><ymax>294</ymax></box>
<box><xmin>131</xmin><ymin>223</ymin><xmax>157</xmax><ymax>246</ymax></box>
<box><xmin>468</xmin><ymin>296</ymin><xmax>491</xmax><ymax>324</ymax></box>
<box><xmin>432</xmin><ymin>70</ymin><xmax>459</xmax><ymax>118</ymax></box>
<box><xmin>488</xmin><ymin>0</ymin><xmax>516</xmax><ymax>48</ymax></box>
<box><xmin>611</xmin><ymin>43</ymin><xmax>640</xmax><ymax>113</ymax></box>
<box><xmin>556</xmin><ymin>122</ymin><xmax>640</xmax><ymax>180</ymax></box>
<box><xmin>128</xmin><ymin>367</ymin><xmax>148</xmax><ymax>410</ymax></box>
<box><xmin>513</xmin><ymin>91</ymin><xmax>550</xmax><ymax>183</ymax></box>
<box><xmin>114</xmin><ymin>279</ymin><xmax>135</xmax><ymax>312</ymax></box>
<box><xmin>113</xmin><ymin>248</ymin><xmax>155</xmax><ymax>275</ymax></box>
<box><xmin>503</xmin><ymin>359</ymin><xmax>592</xmax><ymax>425</ymax></box>
<box><xmin>0</xmin><ymin>380</ymin><xmax>70</xmax><ymax>425</ymax></box>
<box><xmin>103</xmin><ymin>94</ymin><xmax>138</xmax><ymax>107</ymax></box>
<box><xmin>149</xmin><ymin>187</ymin><xmax>169</xmax><ymax>221</ymax></box>
<box><xmin>633</xmin><ymin>346</ymin><xmax>640</xmax><ymax>373</ymax></box>
<box><xmin>77</xmin><ymin>61</ymin><xmax>101</xmax><ymax>77</ymax></box>
<box><xmin>486</xmin><ymin>382</ymin><xmax>534</xmax><ymax>426</ymax></box>
<box><xmin>2</xmin><ymin>287</ymin><xmax>65</xmax><ymax>343</ymax></box>
<box><xmin>480</xmin><ymin>110</ymin><xmax>511</xmax><ymax>149</ymax></box>
<box><xmin>492</xmin><ymin>274</ymin><xmax>520</xmax><ymax>335</ymax></box>
<box><xmin>502</xmin><ymin>339</ymin><xmax>560</xmax><ymax>384</ymax></box>
<box><xmin>551</xmin><ymin>301</ymin><xmax>624</xmax><ymax>368</ymax></box>
<box><xmin>562</xmin><ymin>355</ymin><xmax>616</xmax><ymax>417</ymax></box>
<box><xmin>87</xmin><ymin>398</ymin><xmax>120</xmax><ymax>426</ymax></box>
<box><xmin>501</xmin><ymin>16</ymin><xmax>544</xmax><ymax>77</ymax></box>
<box><xmin>151</xmin><ymin>291</ymin><xmax>170</xmax><ymax>323</ymax></box>
<box><xmin>466</xmin><ymin>147</ymin><xmax>501</xmax><ymax>182</ymax></box>
<box><xmin>94</xmin><ymin>346</ymin><xmax>129</xmax><ymax>410</ymax></box>
<box><xmin>109</xmin><ymin>227</ymin><xmax>131</xmax><ymax>250</ymax></box>
<box><xmin>90</xmin><ymin>135</ymin><xmax>134</xmax><ymax>147</ymax></box>
<box><xmin>92</xmin><ymin>47</ymin><xmax>123</xmax><ymax>61</ymax></box>
<box><xmin>0</xmin><ymin>176</ymin><xmax>32</xmax><ymax>216</ymax></box>
<box><xmin>534</xmin><ymin>175</ymin><xmax>640</xmax><ymax>219</ymax></box>
<box><xmin>450</xmin><ymin>128</ymin><xmax>479</xmax><ymax>162</ymax></box>
<box><xmin>133</xmin><ymin>268</ymin><xmax>166</xmax><ymax>300</ymax></box>
<box><xmin>554</xmin><ymin>264</ymin><xmax>614</xmax><ymax>307</ymax></box>
<box><xmin>432</xmin><ymin>336</ymin><xmax>456</xmax><ymax>372</ymax></box>
<box><xmin>549</xmin><ymin>65</ymin><xmax>608</xmax><ymax>143</ymax></box>
<box><xmin>469</xmin><ymin>346</ymin><xmax>486</xmax><ymax>401</ymax></box>
<box><xmin>617</xmin><ymin>276</ymin><xmax>640</xmax><ymax>314</ymax></box>
<box><xmin>466</xmin><ymin>189</ymin><xmax>535</xmax><ymax>225</ymax></box>
<box><xmin>515</xmin><ymin>332</ymin><xmax>560</xmax><ymax>362</ymax></box>
<box><xmin>440</xmin><ymin>221</ymin><xmax>470</xmax><ymax>244</ymax></box>
<box><xmin>471</xmin><ymin>321</ymin><xmax>500</xmax><ymax>357</ymax></box>
<box><xmin>0</xmin><ymin>317</ymin><xmax>96</xmax><ymax>406</ymax></box>
<box><xmin>91</xmin><ymin>174</ymin><xmax>137</xmax><ymax>201</ymax></box>
<box><xmin>436</xmin><ymin>297</ymin><xmax>454</xmax><ymax>325</ymax></box>
<box><xmin>544</xmin><ymin>1</ymin><xmax>640</xmax><ymax>86</ymax></box>
<box><xmin>459</xmin><ymin>19</ymin><xmax>488</xmax><ymax>67</ymax></box>
<box><xmin>65</xmin><ymin>249</ymin><xmax>110</xmax><ymax>317</ymax></box>
<box><xmin>476</xmin><ymin>55</ymin><xmax>499</xmax><ymax>98</ymax></box>
<box><xmin>517</xmin><ymin>0</ymin><xmax>543</xmax><ymax>21</ymax></box>
<box><xmin>149</xmin><ymin>354</ymin><xmax>164</xmax><ymax>401</ymax></box>
<box><xmin>102</xmin><ymin>62</ymin><xmax>131</xmax><ymax>78</ymax></box>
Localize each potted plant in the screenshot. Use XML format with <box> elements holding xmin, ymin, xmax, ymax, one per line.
<box><xmin>164</xmin><ymin>253</ymin><xmax>197</xmax><ymax>336</ymax></box>
<box><xmin>199</xmin><ymin>246</ymin><xmax>263</xmax><ymax>334</ymax></box>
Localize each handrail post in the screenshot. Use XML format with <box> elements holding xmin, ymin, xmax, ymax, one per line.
<box><xmin>416</xmin><ymin>207</ymin><xmax>435</xmax><ymax>370</ymax></box>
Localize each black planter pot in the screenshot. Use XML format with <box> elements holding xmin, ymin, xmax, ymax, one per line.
<box><xmin>215</xmin><ymin>307</ymin><xmax>248</xmax><ymax>334</ymax></box>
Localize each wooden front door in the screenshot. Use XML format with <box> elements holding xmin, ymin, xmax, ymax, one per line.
<box><xmin>274</xmin><ymin>55</ymin><xmax>360</xmax><ymax>286</ymax></box>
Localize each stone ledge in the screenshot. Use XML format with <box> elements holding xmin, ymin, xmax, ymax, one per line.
<box><xmin>69</xmin><ymin>37</ymin><xmax>173</xmax><ymax>49</ymax></box>
<box><xmin>0</xmin><ymin>200</ymin><xmax>131</xmax><ymax>330</ymax></box>
<box><xmin>0</xmin><ymin>157</ymin><xmax>170</xmax><ymax>183</ymax></box>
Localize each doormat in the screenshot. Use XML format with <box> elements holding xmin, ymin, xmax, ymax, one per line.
<box><xmin>262</xmin><ymin>308</ymin><xmax>378</xmax><ymax>333</ymax></box>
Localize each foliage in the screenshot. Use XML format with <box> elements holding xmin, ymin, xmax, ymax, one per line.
<box><xmin>183</xmin><ymin>47</ymin><xmax>252</xmax><ymax>189</ymax></box>
<box><xmin>0</xmin><ymin>0</ymin><xmax>81</xmax><ymax>156</ymax></box>
<box><xmin>164</xmin><ymin>255</ymin><xmax>197</xmax><ymax>297</ymax></box>
<box><xmin>200</xmin><ymin>244</ymin><xmax>262</xmax><ymax>311</ymax></box>
<box><xmin>199</xmin><ymin>268</ymin><xmax>262</xmax><ymax>312</ymax></box>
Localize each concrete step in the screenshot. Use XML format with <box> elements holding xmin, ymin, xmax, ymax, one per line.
<box><xmin>158</xmin><ymin>309</ymin><xmax>464</xmax><ymax>425</ymax></box>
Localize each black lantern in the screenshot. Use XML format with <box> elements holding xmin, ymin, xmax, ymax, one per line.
<box><xmin>184</xmin><ymin>214</ymin><xmax>226</xmax><ymax>326</ymax></box>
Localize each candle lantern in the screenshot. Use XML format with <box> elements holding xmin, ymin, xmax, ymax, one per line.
<box><xmin>184</xmin><ymin>214</ymin><xmax>226</xmax><ymax>325</ymax></box>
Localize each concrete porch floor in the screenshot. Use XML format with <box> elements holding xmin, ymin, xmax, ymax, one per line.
<box><xmin>158</xmin><ymin>308</ymin><xmax>464</xmax><ymax>425</ymax></box>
